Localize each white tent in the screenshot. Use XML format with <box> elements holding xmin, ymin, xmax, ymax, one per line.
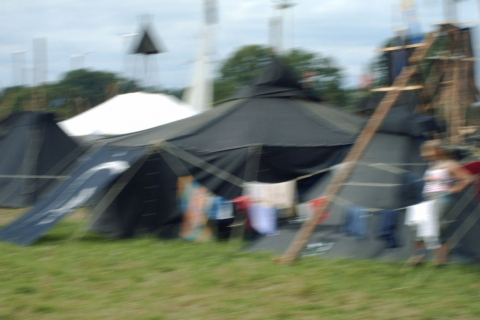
<box><xmin>59</xmin><ymin>92</ymin><xmax>198</xmax><ymax>138</ymax></box>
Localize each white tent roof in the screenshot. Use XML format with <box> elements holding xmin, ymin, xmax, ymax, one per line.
<box><xmin>59</xmin><ymin>92</ymin><xmax>198</xmax><ymax>137</ymax></box>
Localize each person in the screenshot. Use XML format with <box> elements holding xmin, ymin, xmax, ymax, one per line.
<box><xmin>409</xmin><ymin>140</ymin><xmax>473</xmax><ymax>266</ymax></box>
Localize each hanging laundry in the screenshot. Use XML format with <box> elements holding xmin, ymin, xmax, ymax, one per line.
<box><xmin>342</xmin><ymin>206</ymin><xmax>369</xmax><ymax>239</ymax></box>
<box><xmin>180</xmin><ymin>182</ymin><xmax>214</xmax><ymax>242</ymax></box>
<box><xmin>231</xmin><ymin>196</ymin><xmax>257</xmax><ymax>240</ymax></box>
<box><xmin>208</xmin><ymin>196</ymin><xmax>234</xmax><ymax>220</ymax></box>
<box><xmin>311</xmin><ymin>197</ymin><xmax>333</xmax><ymax>224</ymax></box>
<box><xmin>243</xmin><ymin>181</ymin><xmax>296</xmax><ymax>209</ymax></box>
<box><xmin>248</xmin><ymin>203</ymin><xmax>278</xmax><ymax>236</ymax></box>
<box><xmin>268</xmin><ymin>181</ymin><xmax>296</xmax><ymax>209</ymax></box>
<box><xmin>377</xmin><ymin>210</ymin><xmax>399</xmax><ymax>248</ymax></box>
<box><xmin>296</xmin><ymin>202</ymin><xmax>313</xmax><ymax>221</ymax></box>
<box><xmin>295</xmin><ymin>198</ymin><xmax>332</xmax><ymax>224</ymax></box>
<box><xmin>405</xmin><ymin>199</ymin><xmax>440</xmax><ymax>249</ymax></box>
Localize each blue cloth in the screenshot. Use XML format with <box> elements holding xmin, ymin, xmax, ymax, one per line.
<box><xmin>208</xmin><ymin>196</ymin><xmax>222</xmax><ymax>220</ymax></box>
<box><xmin>377</xmin><ymin>210</ymin><xmax>398</xmax><ymax>248</ymax></box>
<box><xmin>208</xmin><ymin>196</ymin><xmax>234</xmax><ymax>220</ymax></box>
<box><xmin>342</xmin><ymin>206</ymin><xmax>368</xmax><ymax>239</ymax></box>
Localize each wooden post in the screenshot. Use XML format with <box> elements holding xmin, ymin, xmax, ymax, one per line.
<box><xmin>449</xmin><ymin>28</ymin><xmax>463</xmax><ymax>144</ymax></box>
<box><xmin>278</xmin><ymin>31</ymin><xmax>439</xmax><ymax>265</ymax></box>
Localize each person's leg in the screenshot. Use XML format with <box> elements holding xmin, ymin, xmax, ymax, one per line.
<box><xmin>409</xmin><ymin>240</ymin><xmax>427</xmax><ymax>266</ymax></box>
<box><xmin>434</xmin><ymin>195</ymin><xmax>453</xmax><ymax>266</ymax></box>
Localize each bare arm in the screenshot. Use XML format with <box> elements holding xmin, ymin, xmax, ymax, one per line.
<box><xmin>448</xmin><ymin>162</ymin><xmax>474</xmax><ymax>194</ymax></box>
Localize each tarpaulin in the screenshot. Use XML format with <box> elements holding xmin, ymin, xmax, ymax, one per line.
<box><xmin>0</xmin><ymin>146</ymin><xmax>147</xmax><ymax>245</ymax></box>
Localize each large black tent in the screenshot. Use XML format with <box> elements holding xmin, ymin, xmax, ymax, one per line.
<box><xmin>91</xmin><ymin>58</ymin><xmax>367</xmax><ymax>239</ymax></box>
<box><xmin>0</xmin><ymin>112</ymin><xmax>84</xmax><ymax>208</ymax></box>
<box><xmin>108</xmin><ymin>58</ymin><xmax>365</xmax><ymax>199</ymax></box>
<box><xmin>0</xmin><ymin>59</ymin><xmax>367</xmax><ymax>244</ymax></box>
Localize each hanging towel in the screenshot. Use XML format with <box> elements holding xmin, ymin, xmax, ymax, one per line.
<box><xmin>249</xmin><ymin>203</ymin><xmax>278</xmax><ymax>236</ymax></box>
<box><xmin>342</xmin><ymin>206</ymin><xmax>368</xmax><ymax>239</ymax></box>
<box><xmin>405</xmin><ymin>200</ymin><xmax>440</xmax><ymax>249</ymax></box>
<box><xmin>243</xmin><ymin>181</ymin><xmax>296</xmax><ymax>209</ymax></box>
<box><xmin>268</xmin><ymin>181</ymin><xmax>296</xmax><ymax>209</ymax></box>
<box><xmin>377</xmin><ymin>210</ymin><xmax>398</xmax><ymax>248</ymax></box>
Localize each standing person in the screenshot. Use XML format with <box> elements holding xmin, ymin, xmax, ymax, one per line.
<box><xmin>408</xmin><ymin>140</ymin><xmax>473</xmax><ymax>266</ymax></box>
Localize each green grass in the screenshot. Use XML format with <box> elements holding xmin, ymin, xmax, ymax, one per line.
<box><xmin>0</xmin><ymin>213</ymin><xmax>480</xmax><ymax>320</ymax></box>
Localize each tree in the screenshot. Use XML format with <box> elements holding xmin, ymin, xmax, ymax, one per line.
<box><xmin>214</xmin><ymin>45</ymin><xmax>349</xmax><ymax>107</ymax></box>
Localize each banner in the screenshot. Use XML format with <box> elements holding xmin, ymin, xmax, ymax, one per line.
<box><xmin>0</xmin><ymin>146</ymin><xmax>147</xmax><ymax>245</ymax></box>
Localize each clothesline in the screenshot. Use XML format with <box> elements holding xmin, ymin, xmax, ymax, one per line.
<box><xmin>0</xmin><ymin>174</ymin><xmax>69</xmax><ymax>179</ymax></box>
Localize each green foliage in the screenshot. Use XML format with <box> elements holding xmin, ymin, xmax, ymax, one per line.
<box><xmin>219</xmin><ymin>45</ymin><xmax>273</xmax><ymax>85</ymax></box>
<box><xmin>214</xmin><ymin>45</ymin><xmax>349</xmax><ymax>107</ymax></box>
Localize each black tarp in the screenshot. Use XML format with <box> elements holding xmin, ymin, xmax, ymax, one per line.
<box><xmin>0</xmin><ymin>146</ymin><xmax>147</xmax><ymax>245</ymax></box>
<box><xmin>0</xmin><ymin>112</ymin><xmax>84</xmax><ymax>208</ymax></box>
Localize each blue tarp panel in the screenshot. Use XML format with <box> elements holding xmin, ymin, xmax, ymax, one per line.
<box><xmin>0</xmin><ymin>146</ymin><xmax>147</xmax><ymax>245</ymax></box>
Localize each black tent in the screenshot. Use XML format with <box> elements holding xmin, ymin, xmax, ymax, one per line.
<box><xmin>0</xmin><ymin>59</ymin><xmax>368</xmax><ymax>243</ymax></box>
<box><xmin>109</xmin><ymin>58</ymin><xmax>364</xmax><ymax>199</ymax></box>
<box><xmin>0</xmin><ymin>112</ymin><xmax>84</xmax><ymax>208</ymax></box>
<box><xmin>89</xmin><ymin>59</ymin><xmax>366</xmax><ymax>238</ymax></box>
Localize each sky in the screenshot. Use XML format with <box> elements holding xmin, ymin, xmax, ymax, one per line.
<box><xmin>2</xmin><ymin>0</ymin><xmax>480</xmax><ymax>90</ymax></box>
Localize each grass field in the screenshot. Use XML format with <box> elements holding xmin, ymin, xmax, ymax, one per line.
<box><xmin>1</xmin><ymin>209</ymin><xmax>480</xmax><ymax>320</ymax></box>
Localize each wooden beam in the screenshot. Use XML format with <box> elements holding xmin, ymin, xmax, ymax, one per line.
<box><xmin>278</xmin><ymin>31</ymin><xmax>440</xmax><ymax>265</ymax></box>
<box><xmin>379</xmin><ymin>43</ymin><xmax>425</xmax><ymax>52</ymax></box>
<box><xmin>433</xmin><ymin>21</ymin><xmax>480</xmax><ymax>26</ymax></box>
<box><xmin>450</xmin><ymin>59</ymin><xmax>462</xmax><ymax>144</ymax></box>
<box><xmin>426</xmin><ymin>56</ymin><xmax>480</xmax><ymax>61</ymax></box>
<box><xmin>370</xmin><ymin>85</ymin><xmax>423</xmax><ymax>92</ymax></box>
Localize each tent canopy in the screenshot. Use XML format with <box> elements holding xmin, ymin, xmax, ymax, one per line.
<box><xmin>108</xmin><ymin>59</ymin><xmax>365</xmax><ymax>198</ymax></box>
<box><xmin>231</xmin><ymin>57</ymin><xmax>320</xmax><ymax>101</ymax></box>
<box><xmin>59</xmin><ymin>92</ymin><xmax>197</xmax><ymax>138</ymax></box>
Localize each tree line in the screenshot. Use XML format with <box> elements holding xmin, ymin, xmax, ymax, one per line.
<box><xmin>0</xmin><ymin>45</ymin><xmax>354</xmax><ymax>120</ymax></box>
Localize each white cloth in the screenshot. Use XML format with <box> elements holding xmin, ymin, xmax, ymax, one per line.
<box><xmin>249</xmin><ymin>204</ymin><xmax>277</xmax><ymax>235</ymax></box>
<box><xmin>243</xmin><ymin>181</ymin><xmax>296</xmax><ymax>209</ymax></box>
<box><xmin>268</xmin><ymin>181</ymin><xmax>296</xmax><ymax>209</ymax></box>
<box><xmin>59</xmin><ymin>92</ymin><xmax>197</xmax><ymax>137</ymax></box>
<box><xmin>405</xmin><ymin>200</ymin><xmax>440</xmax><ymax>248</ymax></box>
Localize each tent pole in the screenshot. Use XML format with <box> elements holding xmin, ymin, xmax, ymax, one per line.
<box><xmin>278</xmin><ymin>30</ymin><xmax>440</xmax><ymax>265</ymax></box>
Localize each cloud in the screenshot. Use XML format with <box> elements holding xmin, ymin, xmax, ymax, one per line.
<box><xmin>1</xmin><ymin>0</ymin><xmax>479</xmax><ymax>90</ymax></box>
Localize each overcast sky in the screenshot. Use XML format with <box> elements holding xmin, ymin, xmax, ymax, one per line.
<box><xmin>2</xmin><ymin>0</ymin><xmax>480</xmax><ymax>90</ymax></box>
